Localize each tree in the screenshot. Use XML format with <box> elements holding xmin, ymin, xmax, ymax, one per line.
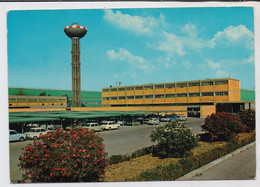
<box><xmin>39</xmin><ymin>91</ymin><xmax>46</xmax><ymax>96</ymax></box>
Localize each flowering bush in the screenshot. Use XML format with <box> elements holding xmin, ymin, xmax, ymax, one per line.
<box><xmin>201</xmin><ymin>112</ymin><xmax>247</xmax><ymax>141</ymax></box>
<box><xmin>238</xmin><ymin>109</ymin><xmax>255</xmax><ymax>132</ymax></box>
<box><xmin>150</xmin><ymin>122</ymin><xmax>199</xmax><ymax>158</ymax></box>
<box><xmin>18</xmin><ymin>127</ymin><xmax>108</xmax><ymax>182</ymax></box>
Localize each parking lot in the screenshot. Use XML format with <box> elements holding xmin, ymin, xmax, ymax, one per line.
<box><xmin>9</xmin><ymin>117</ymin><xmax>205</xmax><ymax>182</ymax></box>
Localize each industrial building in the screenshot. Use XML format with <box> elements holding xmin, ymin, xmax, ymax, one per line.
<box><xmin>102</xmin><ymin>78</ymin><xmax>255</xmax><ymax>118</ymax></box>
<box><xmin>8</xmin><ymin>88</ymin><xmax>102</xmax><ymax>108</ymax></box>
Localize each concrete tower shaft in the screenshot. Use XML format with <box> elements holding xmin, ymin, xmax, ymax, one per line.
<box><xmin>64</xmin><ymin>24</ymin><xmax>87</xmax><ymax>107</ymax></box>
<box><xmin>71</xmin><ymin>37</ymin><xmax>81</xmax><ymax>107</ymax></box>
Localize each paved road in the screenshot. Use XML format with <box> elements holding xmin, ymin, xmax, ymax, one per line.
<box><xmin>9</xmin><ymin>117</ymin><xmax>204</xmax><ymax>182</ymax></box>
<box><xmin>190</xmin><ymin>144</ymin><xmax>256</xmax><ymax>180</ymax></box>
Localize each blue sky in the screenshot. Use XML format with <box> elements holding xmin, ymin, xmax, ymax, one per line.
<box><xmin>7</xmin><ymin>7</ymin><xmax>255</xmax><ymax>91</ymax></box>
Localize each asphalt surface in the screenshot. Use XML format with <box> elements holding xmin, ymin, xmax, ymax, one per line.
<box><xmin>190</xmin><ymin>144</ymin><xmax>256</xmax><ymax>180</ymax></box>
<box><xmin>8</xmin><ymin>117</ymin><xmax>205</xmax><ymax>182</ymax></box>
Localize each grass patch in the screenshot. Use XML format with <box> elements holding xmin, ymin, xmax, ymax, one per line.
<box><xmin>104</xmin><ymin>131</ymin><xmax>255</xmax><ymax>182</ymax></box>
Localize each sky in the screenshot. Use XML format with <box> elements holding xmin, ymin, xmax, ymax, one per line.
<box><xmin>7</xmin><ymin>7</ymin><xmax>255</xmax><ymax>91</ymax></box>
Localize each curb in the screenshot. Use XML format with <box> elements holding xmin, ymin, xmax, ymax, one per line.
<box><xmin>176</xmin><ymin>141</ymin><xmax>256</xmax><ymax>181</ymax></box>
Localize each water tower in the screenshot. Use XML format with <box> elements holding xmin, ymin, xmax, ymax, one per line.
<box><xmin>64</xmin><ymin>24</ymin><xmax>87</xmax><ymax>107</ymax></box>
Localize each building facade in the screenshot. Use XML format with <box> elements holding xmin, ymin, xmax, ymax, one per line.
<box><xmin>102</xmin><ymin>78</ymin><xmax>255</xmax><ymax>118</ymax></box>
<box><xmin>102</xmin><ymin>78</ymin><xmax>240</xmax><ymax>107</ymax></box>
<box><xmin>8</xmin><ymin>88</ymin><xmax>102</xmax><ymax>108</ymax></box>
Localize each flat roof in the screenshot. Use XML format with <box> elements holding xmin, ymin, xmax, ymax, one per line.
<box><xmin>103</xmin><ymin>78</ymin><xmax>240</xmax><ymax>89</ymax></box>
<box><xmin>9</xmin><ymin>110</ymin><xmax>179</xmax><ymax>124</ymax></box>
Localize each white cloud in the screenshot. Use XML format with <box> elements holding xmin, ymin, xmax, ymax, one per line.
<box><xmin>104</xmin><ymin>9</ymin><xmax>158</xmax><ymax>35</ymax></box>
<box><xmin>106</xmin><ymin>48</ymin><xmax>149</xmax><ymax>71</ymax></box>
<box><xmin>181</xmin><ymin>23</ymin><xmax>198</xmax><ymax>38</ymax></box>
<box><xmin>207</xmin><ymin>59</ymin><xmax>221</xmax><ymax>70</ymax></box>
<box><xmin>210</xmin><ymin>25</ymin><xmax>254</xmax><ymax>50</ymax></box>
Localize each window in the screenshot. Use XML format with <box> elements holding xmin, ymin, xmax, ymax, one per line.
<box><xmin>41</xmin><ymin>129</ymin><xmax>46</xmax><ymax>132</ymax></box>
<box><xmin>177</xmin><ymin>83</ymin><xmax>187</xmax><ymax>88</ymax></box>
<box><xmin>103</xmin><ymin>97</ymin><xmax>109</xmax><ymax>100</ymax></box>
<box><xmin>201</xmin><ymin>81</ymin><xmax>213</xmax><ymax>86</ymax></box>
<box><xmin>126</xmin><ymin>87</ymin><xmax>134</xmax><ymax>91</ymax></box>
<box><xmin>155</xmin><ymin>85</ymin><xmax>164</xmax><ymax>89</ymax></box>
<box><xmin>188</xmin><ymin>82</ymin><xmax>200</xmax><ymax>87</ymax></box>
<box><xmin>118</xmin><ymin>88</ymin><xmax>125</xmax><ymax>91</ymax></box>
<box><xmin>189</xmin><ymin>93</ymin><xmax>200</xmax><ymax>97</ymax></box>
<box><xmin>215</xmin><ymin>92</ymin><xmax>228</xmax><ymax>96</ymax></box>
<box><xmin>177</xmin><ymin>93</ymin><xmax>187</xmax><ymax>97</ymax></box>
<box><xmin>145</xmin><ymin>95</ymin><xmax>153</xmax><ymax>99</ymax></box>
<box><xmin>135</xmin><ymin>87</ymin><xmax>143</xmax><ymax>90</ymax></box>
<box><xmin>165</xmin><ymin>84</ymin><xmax>175</xmax><ymax>88</ymax></box>
<box><xmin>166</xmin><ymin>94</ymin><xmax>175</xmax><ymax>98</ymax></box>
<box><xmin>144</xmin><ymin>86</ymin><xmax>153</xmax><ymax>89</ymax></box>
<box><xmin>155</xmin><ymin>95</ymin><xmax>164</xmax><ymax>98</ymax></box>
<box><xmin>215</xmin><ymin>80</ymin><xmax>228</xmax><ymax>85</ymax></box>
<box><xmin>110</xmin><ymin>88</ymin><xmax>117</xmax><ymax>92</ymax></box>
<box><xmin>127</xmin><ymin>96</ymin><xmax>134</xmax><ymax>99</ymax></box>
<box><xmin>135</xmin><ymin>95</ymin><xmax>143</xmax><ymax>99</ymax></box>
<box><xmin>10</xmin><ymin>131</ymin><xmax>17</xmax><ymax>135</ymax></box>
<box><xmin>103</xmin><ymin>89</ymin><xmax>109</xmax><ymax>92</ymax></box>
<box><xmin>119</xmin><ymin>96</ymin><xmax>126</xmax><ymax>100</ymax></box>
<box><xmin>110</xmin><ymin>97</ymin><xmax>117</xmax><ymax>100</ymax></box>
<box><xmin>202</xmin><ymin>92</ymin><xmax>214</xmax><ymax>96</ymax></box>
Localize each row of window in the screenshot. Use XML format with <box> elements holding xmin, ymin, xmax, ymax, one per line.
<box><xmin>103</xmin><ymin>92</ymin><xmax>228</xmax><ymax>100</ymax></box>
<box><xmin>103</xmin><ymin>80</ymin><xmax>229</xmax><ymax>92</ymax></box>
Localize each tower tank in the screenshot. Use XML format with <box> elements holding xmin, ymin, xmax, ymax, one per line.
<box><xmin>64</xmin><ymin>24</ymin><xmax>87</xmax><ymax>107</ymax></box>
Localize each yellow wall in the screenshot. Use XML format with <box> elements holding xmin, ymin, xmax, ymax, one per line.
<box><xmin>126</xmin><ymin>91</ymin><xmax>134</xmax><ymax>96</ymax></box>
<box><xmin>110</xmin><ymin>92</ymin><xmax>117</xmax><ymax>97</ymax></box>
<box><xmin>201</xmin><ymin>85</ymin><xmax>214</xmax><ymax>92</ymax></box>
<box><xmin>135</xmin><ymin>99</ymin><xmax>143</xmax><ymax>104</ymax></box>
<box><xmin>102</xmin><ymin>92</ymin><xmax>109</xmax><ymax>97</ymax></box>
<box><xmin>165</xmin><ymin>88</ymin><xmax>175</xmax><ymax>94</ymax></box>
<box><xmin>229</xmin><ymin>79</ymin><xmax>240</xmax><ymax>91</ymax></box>
<box><xmin>215</xmin><ymin>96</ymin><xmax>229</xmax><ymax>101</ymax></box>
<box><xmin>200</xmin><ymin>105</ymin><xmax>216</xmax><ymax>118</ymax></box>
<box><xmin>188</xmin><ymin>97</ymin><xmax>200</xmax><ymax>103</ymax></box>
<box><xmin>165</xmin><ymin>98</ymin><xmax>175</xmax><ymax>103</ymax></box>
<box><xmin>154</xmin><ymin>98</ymin><xmax>164</xmax><ymax>103</ymax></box>
<box><xmin>143</xmin><ymin>90</ymin><xmax>153</xmax><ymax>95</ymax></box>
<box><xmin>176</xmin><ymin>87</ymin><xmax>187</xmax><ymax>93</ymax></box>
<box><xmin>154</xmin><ymin>89</ymin><xmax>164</xmax><ymax>94</ymax></box>
<box><xmin>229</xmin><ymin>91</ymin><xmax>240</xmax><ymax>101</ymax></box>
<box><xmin>188</xmin><ymin>87</ymin><xmax>200</xmax><ymax>92</ymax></box>
<box><xmin>126</xmin><ymin>99</ymin><xmax>135</xmax><ymax>104</ymax></box>
<box><xmin>135</xmin><ymin>90</ymin><xmax>143</xmax><ymax>95</ymax></box>
<box><xmin>215</xmin><ymin>84</ymin><xmax>228</xmax><ymax>91</ymax></box>
<box><xmin>201</xmin><ymin>96</ymin><xmax>214</xmax><ymax>102</ymax></box>
<box><xmin>118</xmin><ymin>91</ymin><xmax>125</xmax><ymax>96</ymax></box>
<box><xmin>144</xmin><ymin>99</ymin><xmax>153</xmax><ymax>104</ymax></box>
<box><xmin>118</xmin><ymin>100</ymin><xmax>126</xmax><ymax>104</ymax></box>
<box><xmin>176</xmin><ymin>97</ymin><xmax>188</xmax><ymax>103</ymax></box>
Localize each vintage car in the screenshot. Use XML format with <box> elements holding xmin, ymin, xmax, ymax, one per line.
<box><xmin>9</xmin><ymin>130</ymin><xmax>26</xmax><ymax>142</ymax></box>
<box><xmin>101</xmin><ymin>121</ymin><xmax>120</xmax><ymax>131</ymax></box>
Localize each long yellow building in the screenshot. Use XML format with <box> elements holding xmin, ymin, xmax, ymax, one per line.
<box><xmin>102</xmin><ymin>78</ymin><xmax>243</xmax><ymax>117</ymax></box>
<box><xmin>102</xmin><ymin>78</ymin><xmax>240</xmax><ymax>106</ymax></box>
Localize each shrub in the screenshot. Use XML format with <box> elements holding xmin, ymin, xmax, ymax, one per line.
<box><xmin>238</xmin><ymin>109</ymin><xmax>255</xmax><ymax>132</ymax></box>
<box><xmin>150</xmin><ymin>122</ymin><xmax>199</xmax><ymax>158</ymax></box>
<box><xmin>18</xmin><ymin>128</ymin><xmax>108</xmax><ymax>183</ymax></box>
<box><xmin>201</xmin><ymin>112</ymin><xmax>247</xmax><ymax>141</ymax></box>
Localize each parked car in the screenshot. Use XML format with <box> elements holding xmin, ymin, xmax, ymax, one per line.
<box><xmin>160</xmin><ymin>116</ymin><xmax>171</xmax><ymax>122</ymax></box>
<box><xmin>178</xmin><ymin>114</ymin><xmax>187</xmax><ymax>121</ymax></box>
<box><xmin>25</xmin><ymin>127</ymin><xmax>48</xmax><ymax>140</ymax></box>
<box><xmin>117</xmin><ymin>121</ymin><xmax>127</xmax><ymax>126</ymax></box>
<box><xmin>101</xmin><ymin>121</ymin><xmax>120</xmax><ymax>131</ymax></box>
<box><xmin>9</xmin><ymin>130</ymin><xmax>26</xmax><ymax>142</ymax></box>
<box><xmin>148</xmin><ymin>118</ymin><xmax>160</xmax><ymax>125</ymax></box>
<box><xmin>82</xmin><ymin>123</ymin><xmax>104</xmax><ymax>132</ymax></box>
<box><xmin>169</xmin><ymin>116</ymin><xmax>179</xmax><ymax>122</ymax></box>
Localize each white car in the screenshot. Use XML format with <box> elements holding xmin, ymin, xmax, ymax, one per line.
<box><xmin>25</xmin><ymin>127</ymin><xmax>48</xmax><ymax>140</ymax></box>
<box><xmin>82</xmin><ymin>123</ymin><xmax>104</xmax><ymax>132</ymax></box>
<box><xmin>148</xmin><ymin>118</ymin><xmax>160</xmax><ymax>125</ymax></box>
<box><xmin>101</xmin><ymin>121</ymin><xmax>120</xmax><ymax>131</ymax></box>
<box><xmin>9</xmin><ymin>130</ymin><xmax>26</xmax><ymax>142</ymax></box>
<box><xmin>178</xmin><ymin>115</ymin><xmax>187</xmax><ymax>121</ymax></box>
